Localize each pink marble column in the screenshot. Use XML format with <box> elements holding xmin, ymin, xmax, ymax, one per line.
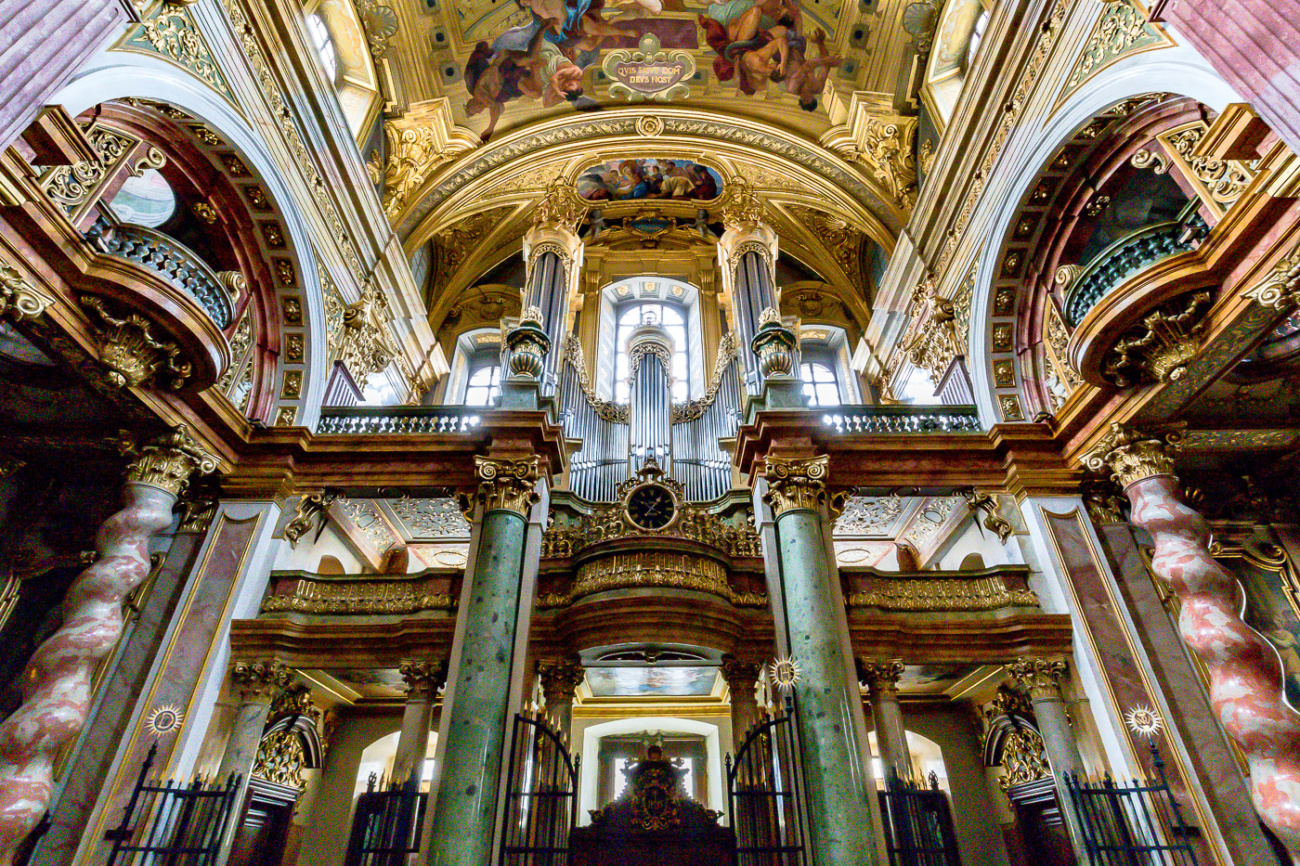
<box><xmin>0</xmin><ymin>427</ymin><xmax>215</xmax><ymax>864</ymax></box>
<box><xmin>1088</xmin><ymin>423</ymin><xmax>1300</xmax><ymax>861</ymax></box>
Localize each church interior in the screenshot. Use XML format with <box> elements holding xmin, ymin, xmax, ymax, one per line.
<box><xmin>2</xmin><ymin>0</ymin><xmax>1300</xmax><ymax>864</ymax></box>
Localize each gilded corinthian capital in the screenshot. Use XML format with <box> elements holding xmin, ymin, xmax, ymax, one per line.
<box><xmin>475</xmin><ymin>455</ymin><xmax>541</xmax><ymax>516</ymax></box>
<box><xmin>120</xmin><ymin>425</ymin><xmax>218</xmax><ymax>497</ymax></box>
<box><xmin>761</xmin><ymin>455</ymin><xmax>829</xmax><ymax>515</ymax></box>
<box><xmin>1081</xmin><ymin>422</ymin><xmax>1179</xmax><ymax>489</ymax></box>
<box><xmin>400</xmin><ymin>659</ymin><xmax>448</xmax><ymax>698</ymax></box>
<box><xmin>857</xmin><ymin>659</ymin><xmax>905</xmax><ymax>696</ymax></box>
<box><xmin>231</xmin><ymin>660</ymin><xmax>292</xmax><ymax>702</ymax></box>
<box><xmin>1009</xmin><ymin>657</ymin><xmax>1067</xmax><ymax>700</ymax></box>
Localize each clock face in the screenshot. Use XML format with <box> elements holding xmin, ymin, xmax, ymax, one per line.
<box><xmin>626</xmin><ymin>484</ymin><xmax>676</xmax><ymax>531</ymax></box>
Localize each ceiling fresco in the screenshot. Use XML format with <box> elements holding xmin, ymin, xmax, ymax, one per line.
<box><xmin>380</xmin><ymin>0</ymin><xmax>928</xmax><ymax>143</ymax></box>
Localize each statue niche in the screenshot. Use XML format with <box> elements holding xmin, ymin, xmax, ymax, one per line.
<box><xmin>572</xmin><ymin>745</ymin><xmax>733</xmax><ymax>866</ymax></box>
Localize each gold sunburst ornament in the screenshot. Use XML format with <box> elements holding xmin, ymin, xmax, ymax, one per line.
<box><xmin>769</xmin><ymin>656</ymin><xmax>803</xmax><ymax>692</ymax></box>
<box><xmin>146</xmin><ymin>704</ymin><xmax>184</xmax><ymax>737</ymax></box>
<box><xmin>1125</xmin><ymin>705</ymin><xmax>1165</xmax><ymax>739</ymax></box>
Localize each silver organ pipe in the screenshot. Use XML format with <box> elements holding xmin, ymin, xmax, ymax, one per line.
<box><xmin>626</xmin><ymin>321</ymin><xmax>674</xmax><ymax>477</ymax></box>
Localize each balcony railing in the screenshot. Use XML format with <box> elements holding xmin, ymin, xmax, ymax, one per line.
<box><xmin>317</xmin><ymin>405</ymin><xmax>483</xmax><ymax>435</ymax></box>
<box><xmin>820</xmin><ymin>405</ymin><xmax>982</xmax><ymax>434</ymax></box>
<box><xmin>1063</xmin><ymin>212</ymin><xmax>1209</xmax><ymax>326</ymax></box>
<box><xmin>92</xmin><ymin>221</ymin><xmax>234</xmax><ymax>327</ymax></box>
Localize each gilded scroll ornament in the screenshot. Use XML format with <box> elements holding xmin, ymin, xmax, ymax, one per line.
<box><xmin>0</xmin><ymin>266</ymin><xmax>52</xmax><ymax>321</ymax></box>
<box><xmin>761</xmin><ymin>455</ymin><xmax>829</xmax><ymax>515</ymax></box>
<box><xmin>41</xmin><ymin>126</ymin><xmax>135</xmax><ymax>216</ymax></box>
<box><xmin>1062</xmin><ymin>0</ymin><xmax>1169</xmax><ymax>97</ymax></box>
<box><xmin>998</xmin><ymin>728</ymin><xmax>1050</xmax><ymax>789</ymax></box>
<box><xmin>476</xmin><ymin>456</ymin><xmax>542</xmax><ymax>516</ymax></box>
<box><xmin>80</xmin><ymin>296</ymin><xmax>191</xmax><ymax>390</ymax></box>
<box><xmin>541</xmin><ymin>498</ymin><xmax>760</xmax><ymax>559</ymax></box>
<box><xmin>673</xmin><ymin>332</ymin><xmax>738</xmax><ymax>422</ymax></box>
<box><xmin>719</xmin><ymin>181</ymin><xmax>765</xmax><ymax>230</ymax></box>
<box><xmin>1243</xmin><ymin>244</ymin><xmax>1300</xmax><ymax>311</ymax></box>
<box><xmin>231</xmin><ymin>660</ymin><xmax>292</xmax><ymax>702</ymax></box>
<box><xmin>120</xmin><ymin>425</ymin><xmax>218</xmax><ymax>497</ymax></box>
<box><xmin>899</xmin><ymin>279</ymin><xmax>961</xmax><ymax>384</ymax></box>
<box><xmin>1082</xmin><ymin>422</ymin><xmax>1180</xmax><ymax>488</ymax></box>
<box><xmin>126</xmin><ymin>3</ymin><xmax>232</xmax><ymax>97</ymax></box>
<box><xmin>1159</xmin><ymin>121</ymin><xmax>1257</xmax><ymax>215</ymax></box>
<box><xmin>533</xmin><ymin>179</ymin><xmax>588</xmax><ymax>232</ymax></box>
<box><xmin>252</xmin><ymin>730</ymin><xmax>306</xmax><ymax>788</ymax></box>
<box><xmin>378</xmin><ymin>119</ymin><xmax>474</xmax><ymax>220</ymax></box>
<box><xmin>1009</xmin><ymin>657</ymin><xmax>1068</xmax><ymax>700</ymax></box>
<box><xmin>337</xmin><ymin>282</ymin><xmax>400</xmax><ymax>383</ymax></box>
<box><xmin>833</xmin><ymin>115</ymin><xmax>919</xmax><ymax>211</ymax></box>
<box><xmin>1101</xmin><ymin>291</ymin><xmax>1211</xmax><ymax>386</ymax></box>
<box><xmin>562</xmin><ymin>336</ymin><xmax>627</xmax><ymax>421</ymax></box>
<box><xmin>284</xmin><ymin>490</ymin><xmax>340</xmax><ymax>546</ymax></box>
<box><xmin>962</xmin><ymin>490</ymin><xmax>1014</xmax><ymax>544</ymax></box>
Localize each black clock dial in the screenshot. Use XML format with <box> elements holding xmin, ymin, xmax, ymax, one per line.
<box><xmin>627</xmin><ymin>484</ymin><xmax>676</xmax><ymax>530</ymax></box>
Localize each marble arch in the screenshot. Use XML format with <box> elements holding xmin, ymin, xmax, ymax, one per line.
<box><xmin>51</xmin><ymin>53</ymin><xmax>332</xmax><ymax>426</ymax></box>
<box><xmin>964</xmin><ymin>47</ymin><xmax>1240</xmax><ymax>425</ymax></box>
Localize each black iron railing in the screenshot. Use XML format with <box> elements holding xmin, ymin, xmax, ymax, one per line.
<box><xmin>820</xmin><ymin>405</ymin><xmax>982</xmax><ymax>434</ymax></box>
<box><xmin>1063</xmin><ymin>212</ymin><xmax>1209</xmax><ymax>326</ymax></box>
<box><xmin>317</xmin><ymin>406</ymin><xmax>484</xmax><ymax>435</ymax></box>
<box><xmin>104</xmin><ymin>742</ymin><xmax>240</xmax><ymax>866</ymax></box>
<box><xmin>343</xmin><ymin>773</ymin><xmax>427</xmax><ymax>866</ymax></box>
<box><xmin>878</xmin><ymin>772</ymin><xmax>961</xmax><ymax>866</ymax></box>
<box><xmin>1063</xmin><ymin>739</ymin><xmax>1198</xmax><ymax>866</ymax></box>
<box><xmin>500</xmin><ymin>712</ymin><xmax>579</xmax><ymax>866</ymax></box>
<box><xmin>90</xmin><ymin>220</ymin><xmax>235</xmax><ymax>328</ymax></box>
<box><xmin>727</xmin><ymin>705</ymin><xmax>808</xmax><ymax>866</ymax></box>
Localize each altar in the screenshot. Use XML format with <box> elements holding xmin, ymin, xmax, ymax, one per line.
<box><xmin>571</xmin><ymin>746</ymin><xmax>735</xmax><ymax>866</ymax></box>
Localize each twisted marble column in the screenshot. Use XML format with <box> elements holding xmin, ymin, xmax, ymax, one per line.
<box><xmin>1087</xmin><ymin>423</ymin><xmax>1300</xmax><ymax>859</ymax></box>
<box><xmin>0</xmin><ymin>427</ymin><xmax>215</xmax><ymax>863</ymax></box>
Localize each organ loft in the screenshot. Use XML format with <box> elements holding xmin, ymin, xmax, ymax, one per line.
<box><xmin>2</xmin><ymin>0</ymin><xmax>1300</xmax><ymax>865</ymax></box>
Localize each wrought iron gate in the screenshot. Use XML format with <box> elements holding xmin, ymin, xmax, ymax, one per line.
<box><xmin>343</xmin><ymin>773</ymin><xmax>427</xmax><ymax>866</ymax></box>
<box><xmin>499</xmin><ymin>711</ymin><xmax>580</xmax><ymax>866</ymax></box>
<box><xmin>726</xmin><ymin>710</ymin><xmax>808</xmax><ymax>866</ymax></box>
<box><xmin>104</xmin><ymin>742</ymin><xmax>241</xmax><ymax>866</ymax></box>
<box><xmin>1063</xmin><ymin>739</ymin><xmax>1198</xmax><ymax>866</ymax></box>
<box><xmin>877</xmin><ymin>773</ymin><xmax>961</xmax><ymax>866</ymax></box>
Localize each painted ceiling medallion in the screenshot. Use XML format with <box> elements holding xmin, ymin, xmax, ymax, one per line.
<box><xmin>603</xmin><ymin>33</ymin><xmax>695</xmax><ymax>101</ymax></box>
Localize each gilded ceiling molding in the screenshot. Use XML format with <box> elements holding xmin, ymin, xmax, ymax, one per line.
<box><xmin>821</xmin><ymin>95</ymin><xmax>919</xmax><ymax>212</ymax></box>
<box><xmin>119</xmin><ymin>2</ymin><xmax>234</xmax><ymax>100</ymax></box>
<box><xmin>220</xmin><ymin>0</ymin><xmax>366</xmax><ymax>283</ymax></box>
<box><xmin>1057</xmin><ymin>0</ymin><xmax>1174</xmax><ymax>106</ymax></box>
<box><xmin>396</xmin><ymin>109</ymin><xmax>902</xmax><ymax>245</ymax></box>
<box><xmin>376</xmin><ymin>103</ymin><xmax>477</xmax><ymax>222</ymax></box>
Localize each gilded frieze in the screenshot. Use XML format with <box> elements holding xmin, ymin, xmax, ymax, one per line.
<box><xmin>545</xmin><ymin>551</ymin><xmax>764</xmax><ymax>608</ymax></box>
<box><xmin>261</xmin><ymin>576</ymin><xmax>455</xmax><ymax>615</ymax></box>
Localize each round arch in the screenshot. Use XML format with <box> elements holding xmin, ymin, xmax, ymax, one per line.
<box><xmin>964</xmin><ymin>46</ymin><xmax>1239</xmax><ymax>424</ymax></box>
<box><xmin>50</xmin><ymin>53</ymin><xmax>331</xmax><ymax>426</ymax></box>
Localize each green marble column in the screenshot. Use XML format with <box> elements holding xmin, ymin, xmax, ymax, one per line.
<box><xmin>764</xmin><ymin>455</ymin><xmax>878</xmax><ymax>865</ymax></box>
<box><xmin>427</xmin><ymin>457</ymin><xmax>539</xmax><ymax>866</ymax></box>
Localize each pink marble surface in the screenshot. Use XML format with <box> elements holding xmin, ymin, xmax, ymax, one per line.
<box><xmin>1130</xmin><ymin>475</ymin><xmax>1300</xmax><ymax>860</ymax></box>
<box><xmin>0</xmin><ymin>483</ymin><xmax>175</xmax><ymax>864</ymax></box>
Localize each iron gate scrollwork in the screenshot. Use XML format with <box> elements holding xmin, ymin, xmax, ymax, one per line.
<box><xmin>726</xmin><ymin>707</ymin><xmax>808</xmax><ymax>866</ymax></box>
<box><xmin>500</xmin><ymin>711</ymin><xmax>580</xmax><ymax>866</ymax></box>
<box><xmin>343</xmin><ymin>773</ymin><xmax>427</xmax><ymax>866</ymax></box>
<box><xmin>877</xmin><ymin>772</ymin><xmax>961</xmax><ymax>866</ymax></box>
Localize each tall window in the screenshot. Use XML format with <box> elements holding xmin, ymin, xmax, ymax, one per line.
<box><xmin>306</xmin><ymin>14</ymin><xmax>339</xmax><ymax>81</ymax></box>
<box><xmin>613</xmin><ymin>303</ymin><xmax>689</xmax><ymax>403</ymax></box>
<box><xmin>800</xmin><ymin>360</ymin><xmax>840</xmax><ymax>407</ymax></box>
<box><xmin>464</xmin><ymin>359</ymin><xmax>500</xmax><ymax>406</ymax></box>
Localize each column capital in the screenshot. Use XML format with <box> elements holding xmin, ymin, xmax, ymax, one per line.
<box><xmin>718</xmin><ymin>181</ymin><xmax>768</xmax><ymax>234</ymax></box>
<box><xmin>475</xmin><ymin>455</ymin><xmax>541</xmax><ymax>516</ymax></box>
<box><xmin>400</xmin><ymin>659</ymin><xmax>448</xmax><ymax>698</ymax></box>
<box><xmin>231</xmin><ymin>660</ymin><xmax>291</xmax><ymax>703</ymax></box>
<box><xmin>720</xmin><ymin>655</ymin><xmax>763</xmax><ymax>693</ymax></box>
<box><xmin>538</xmin><ymin>657</ymin><xmax>585</xmax><ymax>703</ymax></box>
<box><xmin>1009</xmin><ymin>657</ymin><xmax>1068</xmax><ymax>701</ymax></box>
<box><xmin>761</xmin><ymin>455</ymin><xmax>829</xmax><ymax>515</ymax></box>
<box><xmin>120</xmin><ymin>424</ymin><xmax>218</xmax><ymax>497</ymax></box>
<box><xmin>528</xmin><ymin>180</ymin><xmax>588</xmax><ymax>238</ymax></box>
<box><xmin>1082</xmin><ymin>422</ymin><xmax>1180</xmax><ymax>489</ymax></box>
<box><xmin>857</xmin><ymin>659</ymin><xmax>905</xmax><ymax>696</ymax></box>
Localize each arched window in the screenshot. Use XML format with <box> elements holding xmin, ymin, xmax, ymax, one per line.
<box><xmin>800</xmin><ymin>360</ymin><xmax>840</xmax><ymax>408</ymax></box>
<box><xmin>464</xmin><ymin>358</ymin><xmax>501</xmax><ymax>406</ymax></box>
<box><xmin>613</xmin><ymin>303</ymin><xmax>689</xmax><ymax>403</ymax></box>
<box><xmin>306</xmin><ymin>14</ymin><xmax>339</xmax><ymax>81</ymax></box>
